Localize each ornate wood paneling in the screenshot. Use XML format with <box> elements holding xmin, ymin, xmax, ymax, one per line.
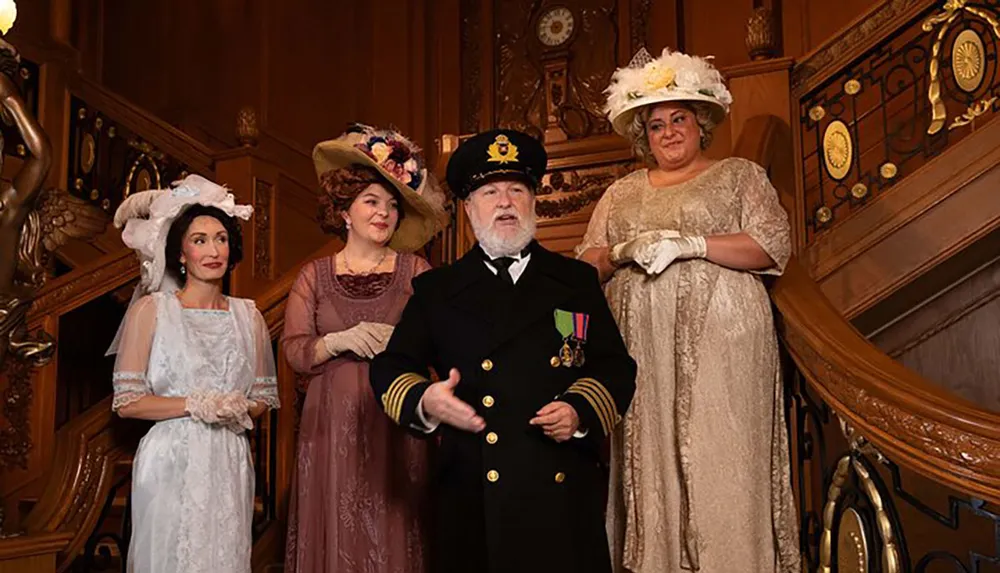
<box><xmin>790</xmin><ymin>0</ymin><xmax>930</xmax><ymax>94</ymax></box>
<box><xmin>494</xmin><ymin>0</ymin><xmax>618</xmax><ymax>139</ymax></box>
<box><xmin>253</xmin><ymin>180</ymin><xmax>274</xmax><ymax>280</ymax></box>
<box><xmin>535</xmin><ymin>162</ymin><xmax>632</xmax><ymax>220</ymax></box>
<box><xmin>797</xmin><ymin>1</ymin><xmax>1000</xmax><ymax>243</ymax></box>
<box><xmin>803</xmin><ymin>113</ymin><xmax>1000</xmax><ymax>317</ymax></box>
<box><xmin>460</xmin><ymin>0</ymin><xmax>483</xmax><ymax>133</ymax></box>
<box><xmin>0</xmin><ymin>357</ymin><xmax>33</xmax><ymax>471</ymax></box>
<box><xmin>68</xmin><ymin>97</ymin><xmax>195</xmax><ymax>215</ymax></box>
<box><xmin>629</xmin><ymin>0</ymin><xmax>652</xmax><ymax>52</ymax></box>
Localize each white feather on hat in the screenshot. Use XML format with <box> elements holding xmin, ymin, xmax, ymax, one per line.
<box><xmin>604</xmin><ymin>47</ymin><xmax>733</xmax><ymax>136</ymax></box>
<box><xmin>115</xmin><ymin>174</ymin><xmax>253</xmax><ymax>296</ymax></box>
<box><xmin>106</xmin><ymin>174</ymin><xmax>254</xmax><ymax>356</ymax></box>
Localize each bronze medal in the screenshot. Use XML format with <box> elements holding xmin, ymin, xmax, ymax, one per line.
<box><xmin>572</xmin><ymin>340</ymin><xmax>585</xmax><ymax>367</ymax></box>
<box><xmin>560</xmin><ymin>340</ymin><xmax>574</xmax><ymax>367</ymax></box>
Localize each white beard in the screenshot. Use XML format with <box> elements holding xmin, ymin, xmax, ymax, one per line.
<box><xmin>470</xmin><ymin>209</ymin><xmax>537</xmax><ymax>257</ymax></box>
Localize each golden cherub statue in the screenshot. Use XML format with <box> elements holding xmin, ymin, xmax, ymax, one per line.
<box><xmin>0</xmin><ymin>37</ymin><xmax>107</xmax><ymax>369</ymax></box>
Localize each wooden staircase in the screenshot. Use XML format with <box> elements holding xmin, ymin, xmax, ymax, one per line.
<box><xmin>2</xmin><ymin>1</ymin><xmax>1000</xmax><ymax>571</ymax></box>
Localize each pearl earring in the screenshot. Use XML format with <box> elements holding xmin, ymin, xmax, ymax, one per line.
<box><xmin>180</xmin><ymin>264</ymin><xmax>186</xmax><ymax>275</ymax></box>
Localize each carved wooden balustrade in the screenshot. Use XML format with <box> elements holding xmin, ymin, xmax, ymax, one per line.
<box><xmin>737</xmin><ymin>51</ymin><xmax>1000</xmax><ymax>568</ymax></box>
<box><xmin>775</xmin><ymin>261</ymin><xmax>1000</xmax><ymax>573</ymax></box>
<box><xmin>789</xmin><ymin>0</ymin><xmax>1000</xmax><ymax>318</ymax></box>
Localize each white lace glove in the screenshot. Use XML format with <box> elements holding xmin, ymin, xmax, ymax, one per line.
<box><xmin>323</xmin><ymin>322</ymin><xmax>395</xmax><ymax>359</ymax></box>
<box><xmin>609</xmin><ymin>230</ymin><xmax>681</xmax><ymax>267</ymax></box>
<box><xmin>216</xmin><ymin>392</ymin><xmax>254</xmax><ymax>433</ymax></box>
<box><xmin>640</xmin><ymin>236</ymin><xmax>707</xmax><ymax>275</ymax></box>
<box><xmin>185</xmin><ymin>390</ymin><xmax>253</xmax><ymax>431</ymax></box>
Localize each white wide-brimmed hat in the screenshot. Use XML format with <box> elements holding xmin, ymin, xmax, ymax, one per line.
<box><xmin>106</xmin><ymin>174</ymin><xmax>253</xmax><ymax>355</ymax></box>
<box><xmin>114</xmin><ymin>174</ymin><xmax>253</xmax><ymax>296</ymax></box>
<box><xmin>604</xmin><ymin>47</ymin><xmax>733</xmax><ymax>136</ymax></box>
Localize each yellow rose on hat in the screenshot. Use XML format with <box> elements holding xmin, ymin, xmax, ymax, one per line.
<box><xmin>644</xmin><ymin>63</ymin><xmax>676</xmax><ymax>91</ymax></box>
<box><xmin>370</xmin><ymin>141</ymin><xmax>392</xmax><ymax>164</ymax></box>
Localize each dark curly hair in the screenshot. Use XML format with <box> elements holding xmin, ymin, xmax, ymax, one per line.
<box><xmin>164</xmin><ymin>204</ymin><xmax>244</xmax><ymax>283</ymax></box>
<box><xmin>317</xmin><ymin>165</ymin><xmax>404</xmax><ymax>238</ymax></box>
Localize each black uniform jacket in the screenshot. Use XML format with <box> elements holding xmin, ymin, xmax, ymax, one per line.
<box><xmin>370</xmin><ymin>241</ymin><xmax>637</xmax><ymax>573</ymax></box>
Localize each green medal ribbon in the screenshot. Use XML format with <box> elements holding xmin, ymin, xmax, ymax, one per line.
<box><xmin>554</xmin><ymin>309</ymin><xmax>574</xmax><ymax>339</ymax></box>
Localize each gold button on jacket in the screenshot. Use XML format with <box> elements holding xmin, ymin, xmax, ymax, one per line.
<box><xmin>367</xmin><ymin>242</ymin><xmax>638</xmax><ymax>573</ymax></box>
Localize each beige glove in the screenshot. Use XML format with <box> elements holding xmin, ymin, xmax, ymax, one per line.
<box><xmin>609</xmin><ymin>230</ymin><xmax>681</xmax><ymax>267</ymax></box>
<box><xmin>323</xmin><ymin>322</ymin><xmax>396</xmax><ymax>359</ymax></box>
<box><xmin>641</xmin><ymin>236</ymin><xmax>707</xmax><ymax>275</ymax></box>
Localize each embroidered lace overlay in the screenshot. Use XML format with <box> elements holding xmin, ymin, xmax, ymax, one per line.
<box><xmin>110</xmin><ymin>292</ymin><xmax>280</xmax><ymax>573</ymax></box>
<box><xmin>282</xmin><ymin>252</ymin><xmax>433</xmax><ymax>573</ymax></box>
<box><xmin>336</xmin><ymin>271</ymin><xmax>395</xmax><ymax>299</ymax></box>
<box><xmin>578</xmin><ymin>158</ymin><xmax>800</xmax><ymax>573</ymax></box>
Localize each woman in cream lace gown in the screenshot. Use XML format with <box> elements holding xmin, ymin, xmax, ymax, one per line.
<box><xmin>578</xmin><ymin>49</ymin><xmax>800</xmax><ymax>572</ymax></box>
<box><xmin>109</xmin><ymin>176</ymin><xmax>280</xmax><ymax>573</ymax></box>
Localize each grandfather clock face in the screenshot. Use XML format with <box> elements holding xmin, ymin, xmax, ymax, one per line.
<box><xmin>536</xmin><ymin>6</ymin><xmax>575</xmax><ymax>48</ymax></box>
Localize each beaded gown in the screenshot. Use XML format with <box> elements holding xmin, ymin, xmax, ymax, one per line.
<box><xmin>578</xmin><ymin>158</ymin><xmax>800</xmax><ymax>572</ymax></box>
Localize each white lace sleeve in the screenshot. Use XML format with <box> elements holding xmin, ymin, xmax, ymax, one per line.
<box><xmin>248</xmin><ymin>305</ymin><xmax>280</xmax><ymax>410</ymax></box>
<box><xmin>111</xmin><ymin>294</ymin><xmax>157</xmax><ymax>412</ymax></box>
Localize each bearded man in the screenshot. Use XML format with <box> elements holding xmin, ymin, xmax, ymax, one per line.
<box><xmin>370</xmin><ymin>129</ymin><xmax>636</xmax><ymax>573</ymax></box>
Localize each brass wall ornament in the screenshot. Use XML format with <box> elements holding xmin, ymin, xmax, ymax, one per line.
<box><xmin>837</xmin><ymin>507</ymin><xmax>870</xmax><ymax>573</ymax></box>
<box><xmin>879</xmin><ymin>162</ymin><xmax>898</xmax><ymax>180</ymax></box>
<box><xmin>851</xmin><ymin>183</ymin><xmax>869</xmax><ymax>199</ymax></box>
<box><xmin>809</xmin><ymin>105</ymin><xmax>826</xmax><ymax>122</ymax></box>
<box><xmin>952</xmin><ymin>29</ymin><xmax>985</xmax><ymax>93</ymax></box>
<box><xmin>80</xmin><ymin>132</ymin><xmax>96</xmax><ymax>173</ymax></box>
<box><xmin>823</xmin><ymin>120</ymin><xmax>853</xmax><ymax>181</ymax></box>
<box><xmin>922</xmin><ymin>1</ymin><xmax>1000</xmax><ymax>134</ymax></box>
<box><xmin>844</xmin><ymin>79</ymin><xmax>862</xmax><ymax>95</ymax></box>
<box><xmin>815</xmin><ymin>205</ymin><xmax>833</xmax><ymax>225</ymax></box>
<box><xmin>949</xmin><ymin>95</ymin><xmax>997</xmax><ymax>129</ymax></box>
<box><xmin>818</xmin><ymin>454</ymin><xmax>902</xmax><ymax>573</ymax></box>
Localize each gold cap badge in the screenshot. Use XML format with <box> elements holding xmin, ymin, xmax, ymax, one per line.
<box><xmin>487</xmin><ymin>134</ymin><xmax>519</xmax><ymax>164</ymax></box>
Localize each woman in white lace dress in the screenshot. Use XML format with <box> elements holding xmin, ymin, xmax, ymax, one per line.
<box><xmin>108</xmin><ymin>175</ymin><xmax>281</xmax><ymax>573</ymax></box>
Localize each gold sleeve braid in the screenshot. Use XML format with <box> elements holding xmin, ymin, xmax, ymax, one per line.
<box><xmin>381</xmin><ymin>373</ymin><xmax>429</xmax><ymax>424</ymax></box>
<box><xmin>565</xmin><ymin>378</ymin><xmax>621</xmax><ymax>436</ymax></box>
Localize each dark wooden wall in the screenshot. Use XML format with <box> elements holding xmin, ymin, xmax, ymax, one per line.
<box><xmin>63</xmin><ymin>0</ymin><xmax>878</xmax><ymax>158</ymax></box>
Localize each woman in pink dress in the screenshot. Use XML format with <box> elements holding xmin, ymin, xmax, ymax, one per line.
<box><xmin>282</xmin><ymin>124</ymin><xmax>448</xmax><ymax>573</ymax></box>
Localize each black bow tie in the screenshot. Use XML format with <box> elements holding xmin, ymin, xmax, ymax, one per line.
<box><xmin>489</xmin><ymin>256</ymin><xmax>517</xmax><ymax>285</ymax></box>
<box><xmin>482</xmin><ymin>246</ymin><xmax>531</xmax><ymax>285</ymax></box>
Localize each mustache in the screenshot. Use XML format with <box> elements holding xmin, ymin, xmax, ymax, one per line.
<box><xmin>491</xmin><ymin>209</ymin><xmax>520</xmax><ymax>223</ymax></box>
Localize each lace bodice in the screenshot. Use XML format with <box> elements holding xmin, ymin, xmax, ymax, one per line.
<box><xmin>111</xmin><ymin>292</ymin><xmax>279</xmax><ymax>411</ymax></box>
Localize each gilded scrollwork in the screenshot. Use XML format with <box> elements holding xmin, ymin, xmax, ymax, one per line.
<box><xmin>534</xmin><ymin>164</ymin><xmax>631</xmax><ymax>220</ymax></box>
<box><xmin>922</xmin><ymin>0</ymin><xmax>1000</xmax><ymax>134</ymax></box>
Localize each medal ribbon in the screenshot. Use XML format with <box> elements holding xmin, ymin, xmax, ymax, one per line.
<box><xmin>573</xmin><ymin>312</ymin><xmax>589</xmax><ymax>342</ymax></box>
<box><xmin>555</xmin><ymin>310</ymin><xmax>574</xmax><ymax>339</ymax></box>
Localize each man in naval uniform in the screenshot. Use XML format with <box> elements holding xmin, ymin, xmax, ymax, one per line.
<box><xmin>370</xmin><ymin>129</ymin><xmax>637</xmax><ymax>573</ymax></box>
